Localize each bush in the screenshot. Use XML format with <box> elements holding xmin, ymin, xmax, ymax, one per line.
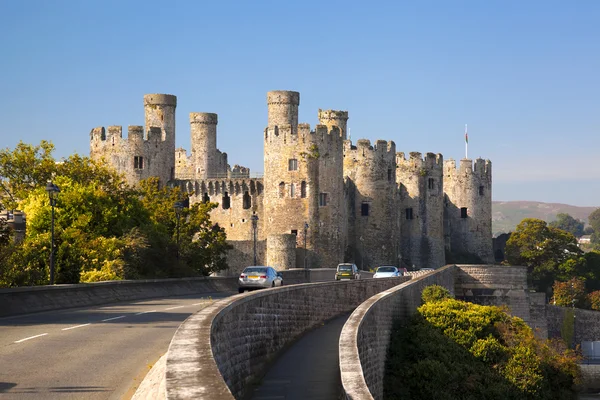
<box><xmin>421</xmin><ymin>284</ymin><xmax>451</xmax><ymax>303</ymax></box>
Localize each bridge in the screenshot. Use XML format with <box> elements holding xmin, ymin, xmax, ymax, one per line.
<box><xmin>1</xmin><ymin>265</ymin><xmax>599</xmax><ymax>399</ymax></box>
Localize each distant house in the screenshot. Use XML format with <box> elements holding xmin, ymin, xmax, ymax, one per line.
<box><xmin>578</xmin><ymin>235</ymin><xmax>592</xmax><ymax>246</ymax></box>
<box><xmin>0</xmin><ymin>210</ymin><xmax>26</xmax><ymax>242</ymax></box>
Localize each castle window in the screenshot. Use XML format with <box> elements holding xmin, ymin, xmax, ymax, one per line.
<box><xmin>301</xmin><ymin>181</ymin><xmax>306</xmax><ymax>198</ymax></box>
<box><xmin>388</xmin><ymin>169</ymin><xmax>392</xmax><ymax>182</ymax></box>
<box><xmin>134</xmin><ymin>156</ymin><xmax>144</xmax><ymax>169</ymax></box>
<box><xmin>290</xmin><ymin>183</ymin><xmax>295</xmax><ymax>197</ymax></box>
<box><xmin>203</xmin><ymin>193</ymin><xmax>210</xmax><ymax>203</ymax></box>
<box><xmin>461</xmin><ymin>207</ymin><xmax>468</xmax><ymax>218</ymax></box>
<box><xmin>222</xmin><ymin>192</ymin><xmax>231</xmax><ymax>209</ymax></box>
<box><xmin>319</xmin><ymin>193</ymin><xmax>328</xmax><ymax>207</ymax></box>
<box><xmin>291</xmin><ymin>229</ymin><xmax>298</xmax><ymax>236</ymax></box>
<box><xmin>361</xmin><ymin>203</ymin><xmax>370</xmax><ymax>216</ymax></box>
<box><xmin>279</xmin><ymin>182</ymin><xmax>285</xmax><ymax>198</ymax></box>
<box><xmin>405</xmin><ymin>208</ymin><xmax>414</xmax><ymax>220</ymax></box>
<box><xmin>428</xmin><ymin>178</ymin><xmax>434</xmax><ymax>190</ymax></box>
<box><xmin>479</xmin><ymin>186</ymin><xmax>484</xmax><ymax>196</ymax></box>
<box><xmin>288</xmin><ymin>159</ymin><xmax>298</xmax><ymax>171</ymax></box>
<box><xmin>243</xmin><ymin>191</ymin><xmax>251</xmax><ymax>209</ymax></box>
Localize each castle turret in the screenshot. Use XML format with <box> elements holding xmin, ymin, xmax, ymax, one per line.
<box><xmin>343</xmin><ymin>139</ymin><xmax>397</xmax><ymax>270</ymax></box>
<box><xmin>443</xmin><ymin>158</ymin><xmax>493</xmax><ymax>263</ymax></box>
<box><xmin>144</xmin><ymin>94</ymin><xmax>177</xmax><ymax>185</ymax></box>
<box><xmin>318</xmin><ymin>109</ymin><xmax>349</xmax><ymax>140</ymax></box>
<box><xmin>267</xmin><ymin>91</ymin><xmax>299</xmax><ymax>134</ymax></box>
<box><xmin>396</xmin><ymin>152</ymin><xmax>445</xmax><ymax>269</ymax></box>
<box><xmin>190</xmin><ymin>112</ymin><xmax>220</xmax><ymax>179</ymax></box>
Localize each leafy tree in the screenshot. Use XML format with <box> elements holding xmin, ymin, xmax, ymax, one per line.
<box><xmin>0</xmin><ymin>218</ymin><xmax>10</xmax><ymax>248</ymax></box>
<box><xmin>505</xmin><ymin>218</ymin><xmax>582</xmax><ymax>294</ymax></box>
<box><xmin>385</xmin><ymin>289</ymin><xmax>580</xmax><ymax>399</ymax></box>
<box><xmin>549</xmin><ymin>213</ymin><xmax>584</xmax><ymax>238</ymax></box>
<box><xmin>551</xmin><ymin>278</ymin><xmax>587</xmax><ymax>308</ymax></box>
<box><xmin>588</xmin><ymin>291</ymin><xmax>600</xmax><ymax>311</ymax></box>
<box><xmin>589</xmin><ymin>208</ymin><xmax>600</xmax><ymax>236</ymax></box>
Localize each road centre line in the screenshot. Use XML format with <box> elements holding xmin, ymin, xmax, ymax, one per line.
<box><xmin>135</xmin><ymin>310</ymin><xmax>157</xmax><ymax>315</ymax></box>
<box><xmin>14</xmin><ymin>333</ymin><xmax>48</xmax><ymax>343</ymax></box>
<box><xmin>62</xmin><ymin>323</ymin><xmax>91</xmax><ymax>331</ymax></box>
<box><xmin>101</xmin><ymin>315</ymin><xmax>126</xmax><ymax>322</ymax></box>
<box><xmin>164</xmin><ymin>306</ymin><xmax>185</xmax><ymax>310</ymax></box>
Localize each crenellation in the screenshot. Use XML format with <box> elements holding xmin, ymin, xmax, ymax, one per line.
<box><xmin>90</xmin><ymin>90</ymin><xmax>493</xmax><ymax>273</ymax></box>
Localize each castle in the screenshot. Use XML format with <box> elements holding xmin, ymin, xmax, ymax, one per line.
<box><xmin>90</xmin><ymin>91</ymin><xmax>493</xmax><ymax>273</ymax></box>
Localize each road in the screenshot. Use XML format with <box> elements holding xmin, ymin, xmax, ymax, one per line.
<box><xmin>0</xmin><ymin>292</ymin><xmax>233</xmax><ymax>399</ymax></box>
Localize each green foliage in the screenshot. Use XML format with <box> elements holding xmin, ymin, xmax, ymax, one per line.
<box><xmin>560</xmin><ymin>308</ymin><xmax>575</xmax><ymax>348</ymax></box>
<box><xmin>588</xmin><ymin>291</ymin><xmax>600</xmax><ymax>311</ymax></box>
<box><xmin>552</xmin><ymin>278</ymin><xmax>587</xmax><ymax>308</ymax></box>
<box><xmin>384</xmin><ymin>289</ymin><xmax>580</xmax><ymax>399</ymax></box>
<box><xmin>549</xmin><ymin>213</ymin><xmax>585</xmax><ymax>238</ymax></box>
<box><xmin>0</xmin><ymin>142</ymin><xmax>232</xmax><ymax>287</ymax></box>
<box><xmin>505</xmin><ymin>218</ymin><xmax>582</xmax><ymax>294</ymax></box>
<box><xmin>421</xmin><ymin>284</ymin><xmax>451</xmax><ymax>303</ymax></box>
<box><xmin>588</xmin><ymin>209</ymin><xmax>600</xmax><ymax>241</ymax></box>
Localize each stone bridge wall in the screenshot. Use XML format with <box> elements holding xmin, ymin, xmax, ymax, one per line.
<box><xmin>164</xmin><ymin>276</ymin><xmax>409</xmax><ymax>399</ymax></box>
<box><xmin>339</xmin><ymin>265</ymin><xmax>456</xmax><ymax>400</ymax></box>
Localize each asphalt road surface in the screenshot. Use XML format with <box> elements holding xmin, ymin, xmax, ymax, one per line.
<box><xmin>0</xmin><ymin>292</ymin><xmax>233</xmax><ymax>399</ymax></box>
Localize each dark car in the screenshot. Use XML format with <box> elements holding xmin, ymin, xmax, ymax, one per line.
<box><xmin>335</xmin><ymin>263</ymin><xmax>360</xmax><ymax>280</ymax></box>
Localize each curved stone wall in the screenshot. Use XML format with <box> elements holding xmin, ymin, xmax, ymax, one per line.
<box><xmin>339</xmin><ymin>265</ymin><xmax>456</xmax><ymax>399</ymax></box>
<box><xmin>165</xmin><ymin>277</ymin><xmax>409</xmax><ymax>399</ymax></box>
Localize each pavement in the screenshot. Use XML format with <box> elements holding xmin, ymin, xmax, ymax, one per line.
<box><xmin>249</xmin><ymin>313</ymin><xmax>350</xmax><ymax>400</ymax></box>
<box><xmin>0</xmin><ymin>292</ymin><xmax>233</xmax><ymax>399</ymax></box>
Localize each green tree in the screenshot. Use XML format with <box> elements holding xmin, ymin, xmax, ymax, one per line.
<box><xmin>589</xmin><ymin>209</ymin><xmax>600</xmax><ymax>247</ymax></box>
<box><xmin>549</xmin><ymin>213</ymin><xmax>584</xmax><ymax>238</ymax></box>
<box><xmin>551</xmin><ymin>278</ymin><xmax>587</xmax><ymax>308</ymax></box>
<box><xmin>505</xmin><ymin>218</ymin><xmax>582</xmax><ymax>294</ymax></box>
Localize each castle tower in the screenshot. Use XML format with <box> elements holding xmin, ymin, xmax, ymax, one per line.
<box><xmin>144</xmin><ymin>94</ymin><xmax>177</xmax><ymax>185</ymax></box>
<box><xmin>318</xmin><ymin>109</ymin><xmax>349</xmax><ymax>140</ymax></box>
<box><xmin>396</xmin><ymin>152</ymin><xmax>445</xmax><ymax>269</ymax></box>
<box><xmin>267</xmin><ymin>91</ymin><xmax>299</xmax><ymax>134</ymax></box>
<box><xmin>190</xmin><ymin>112</ymin><xmax>218</xmax><ymax>179</ymax></box>
<box><xmin>443</xmin><ymin>158</ymin><xmax>494</xmax><ymax>263</ymax></box>
<box><xmin>343</xmin><ymin>139</ymin><xmax>398</xmax><ymax>270</ymax></box>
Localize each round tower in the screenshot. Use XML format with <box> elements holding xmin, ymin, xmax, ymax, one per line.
<box><xmin>396</xmin><ymin>152</ymin><xmax>445</xmax><ymax>269</ymax></box>
<box><xmin>443</xmin><ymin>158</ymin><xmax>493</xmax><ymax>263</ymax></box>
<box><xmin>267</xmin><ymin>91</ymin><xmax>299</xmax><ymax>133</ymax></box>
<box><xmin>318</xmin><ymin>109</ymin><xmax>349</xmax><ymax>140</ymax></box>
<box><xmin>267</xmin><ymin>234</ymin><xmax>297</xmax><ymax>270</ymax></box>
<box><xmin>343</xmin><ymin>139</ymin><xmax>398</xmax><ymax>270</ymax></box>
<box><xmin>143</xmin><ymin>94</ymin><xmax>177</xmax><ymax>186</ymax></box>
<box><xmin>190</xmin><ymin>112</ymin><xmax>218</xmax><ymax>179</ymax></box>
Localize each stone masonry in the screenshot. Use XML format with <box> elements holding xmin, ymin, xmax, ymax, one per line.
<box><xmin>90</xmin><ymin>91</ymin><xmax>494</xmax><ymax>272</ymax></box>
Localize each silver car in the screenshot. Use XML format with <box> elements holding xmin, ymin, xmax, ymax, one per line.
<box><xmin>238</xmin><ymin>266</ymin><xmax>283</xmax><ymax>293</ymax></box>
<box><xmin>373</xmin><ymin>266</ymin><xmax>401</xmax><ymax>278</ymax></box>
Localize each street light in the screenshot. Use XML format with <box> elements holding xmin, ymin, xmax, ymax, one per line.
<box><xmin>174</xmin><ymin>201</ymin><xmax>184</xmax><ymax>260</ymax></box>
<box><xmin>45</xmin><ymin>182</ymin><xmax>60</xmax><ymax>285</ymax></box>
<box><xmin>303</xmin><ymin>222</ymin><xmax>309</xmax><ymax>269</ymax></box>
<box><xmin>251</xmin><ymin>214</ymin><xmax>259</xmax><ymax>265</ymax></box>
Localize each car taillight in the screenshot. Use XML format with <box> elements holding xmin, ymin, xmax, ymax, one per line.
<box><xmin>240</xmin><ymin>274</ymin><xmax>245</xmax><ymax>278</ymax></box>
<box><xmin>260</xmin><ymin>275</ymin><xmax>267</xmax><ymax>279</ymax></box>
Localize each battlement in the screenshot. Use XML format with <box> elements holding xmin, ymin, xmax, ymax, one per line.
<box><xmin>267</xmin><ymin>90</ymin><xmax>300</xmax><ymax>105</ymax></box>
<box><xmin>143</xmin><ymin>94</ymin><xmax>177</xmax><ymax>107</ymax></box>
<box><xmin>344</xmin><ymin>139</ymin><xmax>395</xmax><ymax>154</ymax></box>
<box><xmin>230</xmin><ymin>164</ymin><xmax>250</xmax><ymax>178</ymax></box>
<box><xmin>444</xmin><ymin>158</ymin><xmax>492</xmax><ymax>177</ymax></box>
<box><xmin>190</xmin><ymin>112</ymin><xmax>218</xmax><ymax>125</ymax></box>
<box><xmin>265</xmin><ymin>123</ymin><xmax>343</xmax><ymax>144</ymax></box>
<box><xmin>396</xmin><ymin>151</ymin><xmax>443</xmax><ymax>170</ymax></box>
<box><xmin>175</xmin><ymin>177</ymin><xmax>265</xmax><ymax>197</ymax></box>
<box><xmin>90</xmin><ymin>125</ymin><xmax>146</xmax><ymax>143</ymax></box>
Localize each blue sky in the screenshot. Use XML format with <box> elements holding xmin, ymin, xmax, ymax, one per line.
<box><xmin>1</xmin><ymin>0</ymin><xmax>599</xmax><ymax>206</ymax></box>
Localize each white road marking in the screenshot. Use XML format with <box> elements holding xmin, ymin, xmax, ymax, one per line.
<box><xmin>164</xmin><ymin>306</ymin><xmax>185</xmax><ymax>310</ymax></box>
<box><xmin>101</xmin><ymin>315</ymin><xmax>126</xmax><ymax>322</ymax></box>
<box><xmin>192</xmin><ymin>303</ymin><xmax>204</xmax><ymax>306</ymax></box>
<box><xmin>14</xmin><ymin>333</ymin><xmax>48</xmax><ymax>343</ymax></box>
<box><xmin>62</xmin><ymin>323</ymin><xmax>91</xmax><ymax>331</ymax></box>
<box><xmin>135</xmin><ymin>310</ymin><xmax>157</xmax><ymax>315</ymax></box>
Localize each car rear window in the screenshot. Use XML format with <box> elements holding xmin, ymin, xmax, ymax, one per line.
<box><xmin>244</xmin><ymin>267</ymin><xmax>267</xmax><ymax>274</ymax></box>
<box><xmin>337</xmin><ymin>265</ymin><xmax>352</xmax><ymax>271</ymax></box>
<box><xmin>377</xmin><ymin>267</ymin><xmax>396</xmax><ymax>272</ymax></box>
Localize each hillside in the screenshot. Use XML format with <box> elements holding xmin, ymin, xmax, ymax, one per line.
<box><xmin>492</xmin><ymin>201</ymin><xmax>599</xmax><ymax>236</ymax></box>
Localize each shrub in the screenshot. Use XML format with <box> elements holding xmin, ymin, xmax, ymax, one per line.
<box><xmin>421</xmin><ymin>284</ymin><xmax>451</xmax><ymax>303</ymax></box>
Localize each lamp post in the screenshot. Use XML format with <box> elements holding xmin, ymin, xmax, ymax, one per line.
<box><xmin>174</xmin><ymin>201</ymin><xmax>184</xmax><ymax>260</ymax></box>
<box><xmin>251</xmin><ymin>214</ymin><xmax>259</xmax><ymax>265</ymax></box>
<box><xmin>303</xmin><ymin>222</ymin><xmax>309</xmax><ymax>269</ymax></box>
<box><xmin>45</xmin><ymin>182</ymin><xmax>60</xmax><ymax>285</ymax></box>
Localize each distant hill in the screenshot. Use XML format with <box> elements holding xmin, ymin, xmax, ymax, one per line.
<box><xmin>492</xmin><ymin>201</ymin><xmax>599</xmax><ymax>236</ymax></box>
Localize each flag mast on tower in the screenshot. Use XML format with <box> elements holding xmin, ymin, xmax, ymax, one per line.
<box><xmin>465</xmin><ymin>124</ymin><xmax>469</xmax><ymax>159</ymax></box>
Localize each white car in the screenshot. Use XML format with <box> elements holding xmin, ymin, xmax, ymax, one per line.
<box><xmin>238</xmin><ymin>266</ymin><xmax>283</xmax><ymax>293</ymax></box>
<box><xmin>373</xmin><ymin>266</ymin><xmax>401</xmax><ymax>278</ymax></box>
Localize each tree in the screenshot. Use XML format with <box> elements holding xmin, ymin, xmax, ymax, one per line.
<box><xmin>589</xmin><ymin>291</ymin><xmax>600</xmax><ymax>311</ymax></box>
<box><xmin>505</xmin><ymin>218</ymin><xmax>582</xmax><ymax>294</ymax></box>
<box><xmin>552</xmin><ymin>278</ymin><xmax>587</xmax><ymax>308</ymax></box>
<box><xmin>549</xmin><ymin>213</ymin><xmax>584</xmax><ymax>238</ymax></box>
<box><xmin>589</xmin><ymin>209</ymin><xmax>600</xmax><ymax>247</ymax></box>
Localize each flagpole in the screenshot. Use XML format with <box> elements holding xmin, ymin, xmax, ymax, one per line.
<box><xmin>465</xmin><ymin>124</ymin><xmax>468</xmax><ymax>159</ymax></box>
